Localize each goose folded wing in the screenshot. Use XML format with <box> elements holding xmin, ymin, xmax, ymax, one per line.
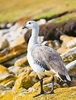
<box><xmin>31</xmin><ymin>44</ymin><xmax>67</xmax><ymax>75</ymax></box>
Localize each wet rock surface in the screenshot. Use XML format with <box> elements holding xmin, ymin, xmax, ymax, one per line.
<box><xmin>0</xmin><ymin>11</ymin><xmax>76</xmax><ymax>100</ymax></box>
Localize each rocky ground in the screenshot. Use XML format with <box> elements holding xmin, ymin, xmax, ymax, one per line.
<box><xmin>0</xmin><ymin>1</ymin><xmax>76</xmax><ymax>100</ymax></box>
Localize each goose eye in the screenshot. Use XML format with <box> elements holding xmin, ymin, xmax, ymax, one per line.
<box><xmin>29</xmin><ymin>22</ymin><xmax>31</xmax><ymax>24</ymax></box>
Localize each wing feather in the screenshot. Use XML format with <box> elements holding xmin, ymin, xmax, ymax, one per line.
<box><xmin>31</xmin><ymin>44</ymin><xmax>67</xmax><ymax>76</ymax></box>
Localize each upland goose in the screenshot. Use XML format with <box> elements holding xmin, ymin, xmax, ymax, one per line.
<box><xmin>22</xmin><ymin>21</ymin><xmax>71</xmax><ymax>97</ymax></box>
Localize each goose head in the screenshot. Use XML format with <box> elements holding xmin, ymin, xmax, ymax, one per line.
<box><xmin>22</xmin><ymin>20</ymin><xmax>39</xmax><ymax>30</ymax></box>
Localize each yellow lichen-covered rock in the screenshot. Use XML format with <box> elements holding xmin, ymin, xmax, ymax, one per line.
<box><xmin>62</xmin><ymin>53</ymin><xmax>76</xmax><ymax>64</ymax></box>
<box><xmin>46</xmin><ymin>40</ymin><xmax>61</xmax><ymax>50</ymax></box>
<box><xmin>8</xmin><ymin>66</ymin><xmax>24</xmax><ymax>75</ymax></box>
<box><xmin>3</xmin><ymin>53</ymin><xmax>27</xmax><ymax>66</ymax></box>
<box><xmin>0</xmin><ymin>65</ymin><xmax>10</xmax><ymax>80</ymax></box>
<box><xmin>0</xmin><ymin>86</ymin><xmax>76</xmax><ymax>100</ymax></box>
<box><xmin>0</xmin><ymin>75</ymin><xmax>16</xmax><ymax>88</ymax></box>
<box><xmin>14</xmin><ymin>56</ymin><xmax>28</xmax><ymax>67</ymax></box>
<box><xmin>0</xmin><ymin>65</ymin><xmax>16</xmax><ymax>89</ymax></box>
<box><xmin>33</xmin><ymin>76</ymin><xmax>61</xmax><ymax>93</ymax></box>
<box><xmin>0</xmin><ymin>44</ymin><xmax>27</xmax><ymax>63</ymax></box>
<box><xmin>68</xmin><ymin>65</ymin><xmax>76</xmax><ymax>87</ymax></box>
<box><xmin>69</xmin><ymin>65</ymin><xmax>76</xmax><ymax>75</ymax></box>
<box><xmin>12</xmin><ymin>67</ymin><xmax>37</xmax><ymax>90</ymax></box>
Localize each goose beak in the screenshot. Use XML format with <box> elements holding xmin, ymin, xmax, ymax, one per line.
<box><xmin>22</xmin><ymin>25</ymin><xmax>27</xmax><ymax>29</ymax></box>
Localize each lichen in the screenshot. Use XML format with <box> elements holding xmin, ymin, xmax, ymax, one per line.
<box><xmin>0</xmin><ymin>86</ymin><xmax>76</xmax><ymax>100</ymax></box>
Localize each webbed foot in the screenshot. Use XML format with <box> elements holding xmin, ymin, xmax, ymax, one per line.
<box><xmin>33</xmin><ymin>90</ymin><xmax>45</xmax><ymax>98</ymax></box>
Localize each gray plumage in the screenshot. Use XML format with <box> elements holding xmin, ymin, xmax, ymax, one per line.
<box><xmin>31</xmin><ymin>44</ymin><xmax>70</xmax><ymax>81</ymax></box>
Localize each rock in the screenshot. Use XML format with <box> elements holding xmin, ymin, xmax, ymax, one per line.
<box><xmin>61</xmin><ymin>47</ymin><xmax>76</xmax><ymax>58</ymax></box>
<box><xmin>0</xmin><ymin>37</ymin><xmax>9</xmax><ymax>50</ymax></box>
<box><xmin>37</xmin><ymin>36</ymin><xmax>44</xmax><ymax>44</ymax></box>
<box><xmin>14</xmin><ymin>56</ymin><xmax>28</xmax><ymax>67</ymax></box>
<box><xmin>0</xmin><ymin>65</ymin><xmax>16</xmax><ymax>89</ymax></box>
<box><xmin>33</xmin><ymin>76</ymin><xmax>61</xmax><ymax>92</ymax></box>
<box><xmin>10</xmin><ymin>35</ymin><xmax>27</xmax><ymax>48</ymax></box>
<box><xmin>8</xmin><ymin>66</ymin><xmax>24</xmax><ymax>75</ymax></box>
<box><xmin>0</xmin><ymin>86</ymin><xmax>76</xmax><ymax>100</ymax></box>
<box><xmin>3</xmin><ymin>22</ymin><xmax>20</xmax><ymax>42</ymax></box>
<box><xmin>0</xmin><ymin>44</ymin><xmax>27</xmax><ymax>64</ymax></box>
<box><xmin>37</xmin><ymin>19</ymin><xmax>46</xmax><ymax>25</ymax></box>
<box><xmin>68</xmin><ymin>65</ymin><xmax>76</xmax><ymax>87</ymax></box>
<box><xmin>3</xmin><ymin>53</ymin><xmax>27</xmax><ymax>67</ymax></box>
<box><xmin>41</xmin><ymin>40</ymin><xmax>61</xmax><ymax>51</ymax></box>
<box><xmin>0</xmin><ymin>65</ymin><xmax>10</xmax><ymax>80</ymax></box>
<box><xmin>62</xmin><ymin>53</ymin><xmax>76</xmax><ymax>64</ymax></box>
<box><xmin>60</xmin><ymin>47</ymin><xmax>76</xmax><ymax>64</ymax></box>
<box><xmin>0</xmin><ymin>75</ymin><xmax>16</xmax><ymax>89</ymax></box>
<box><xmin>65</xmin><ymin>60</ymin><xmax>76</xmax><ymax>72</ymax></box>
<box><xmin>12</xmin><ymin>67</ymin><xmax>37</xmax><ymax>90</ymax></box>
<box><xmin>66</xmin><ymin>38</ymin><xmax>76</xmax><ymax>48</ymax></box>
<box><xmin>8</xmin><ymin>63</ymin><xmax>30</xmax><ymax>76</ymax></box>
<box><xmin>60</xmin><ymin>35</ymin><xmax>74</xmax><ymax>48</ymax></box>
<box><xmin>57</xmin><ymin>35</ymin><xmax>74</xmax><ymax>54</ymax></box>
<box><xmin>57</xmin><ymin>48</ymin><xmax>69</xmax><ymax>54</ymax></box>
<box><xmin>0</xmin><ymin>85</ymin><xmax>10</xmax><ymax>91</ymax></box>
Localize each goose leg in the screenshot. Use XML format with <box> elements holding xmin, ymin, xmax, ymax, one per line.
<box><xmin>33</xmin><ymin>78</ymin><xmax>45</xmax><ymax>97</ymax></box>
<box><xmin>33</xmin><ymin>77</ymin><xmax>54</xmax><ymax>97</ymax></box>
<box><xmin>45</xmin><ymin>76</ymin><xmax>54</xmax><ymax>94</ymax></box>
